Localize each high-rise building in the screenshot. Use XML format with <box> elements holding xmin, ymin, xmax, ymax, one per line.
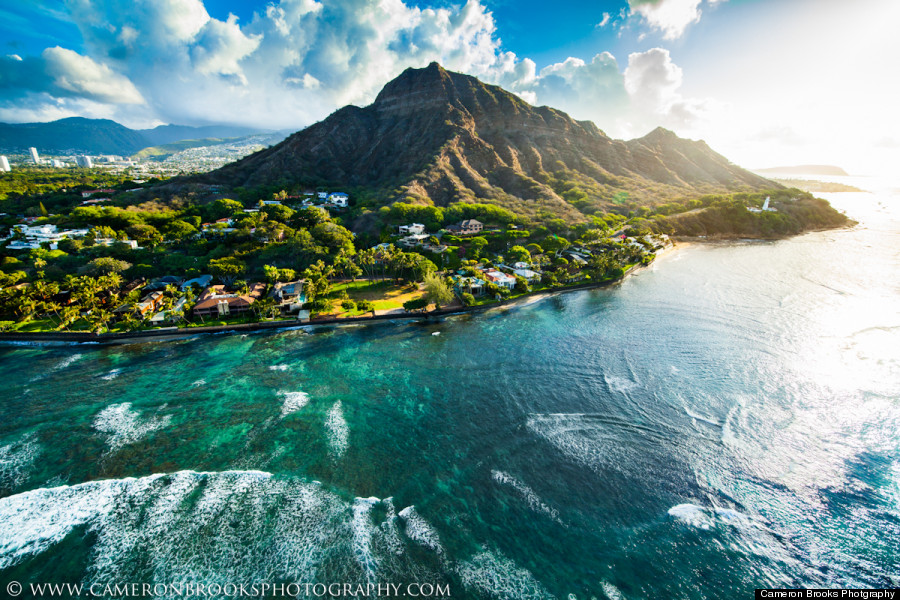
<box><xmin>0</xmin><ymin>156</ymin><xmax>10</xmax><ymax>172</ymax></box>
<box><xmin>28</xmin><ymin>147</ymin><xmax>40</xmax><ymax>164</ymax></box>
<box><xmin>51</xmin><ymin>159</ymin><xmax>64</xmax><ymax>168</ymax></box>
<box><xmin>75</xmin><ymin>155</ymin><xmax>93</xmax><ymax>168</ymax></box>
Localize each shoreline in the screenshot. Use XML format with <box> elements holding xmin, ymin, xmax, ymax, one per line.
<box><xmin>0</xmin><ymin>262</ymin><xmax>651</xmax><ymax>346</ymax></box>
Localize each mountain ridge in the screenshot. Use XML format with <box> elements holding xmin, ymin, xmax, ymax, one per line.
<box><xmin>199</xmin><ymin>62</ymin><xmax>775</xmax><ymax>221</ymax></box>
<box><xmin>0</xmin><ymin>117</ymin><xmax>269</xmax><ymax>156</ymax></box>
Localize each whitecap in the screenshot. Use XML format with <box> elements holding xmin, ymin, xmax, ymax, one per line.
<box><xmin>0</xmin><ymin>470</ymin><xmax>349</xmax><ymax>582</ymax></box>
<box><xmin>269</xmin><ymin>364</ymin><xmax>290</xmax><ymax>371</ymax></box>
<box><xmin>491</xmin><ymin>470</ymin><xmax>563</xmax><ymax>525</ymax></box>
<box><xmin>92</xmin><ymin>403</ymin><xmax>172</xmax><ymax>451</ymax></box>
<box><xmin>325</xmin><ymin>401</ymin><xmax>349</xmax><ymax>458</ymax></box>
<box><xmin>191</xmin><ymin>379</ymin><xmax>206</xmax><ymax>387</ymax></box>
<box><xmin>0</xmin><ymin>433</ymin><xmax>40</xmax><ymax>490</ymax></box>
<box><xmin>456</xmin><ymin>549</ymin><xmax>555</xmax><ymax>599</ymax></box>
<box><xmin>667</xmin><ymin>503</ymin><xmax>715</xmax><ymax>530</ymax></box>
<box><xmin>668</xmin><ymin>503</ymin><xmax>753</xmax><ymax>531</ymax></box>
<box><xmin>100</xmin><ymin>368</ymin><xmax>122</xmax><ymax>381</ymax></box>
<box><xmin>280</xmin><ymin>391</ymin><xmax>310</xmax><ymax>417</ymax></box>
<box><xmin>398</xmin><ymin>506</ymin><xmax>443</xmax><ymax>555</ymax></box>
<box><xmin>600</xmin><ymin>581</ymin><xmax>626</xmax><ymax>600</ymax></box>
<box><xmin>352</xmin><ymin>497</ymin><xmax>380</xmax><ymax>582</ymax></box>
<box><xmin>604</xmin><ymin>374</ymin><xmax>640</xmax><ymax>394</ymax></box>
<box><xmin>54</xmin><ymin>353</ymin><xmax>84</xmax><ymax>371</ymax></box>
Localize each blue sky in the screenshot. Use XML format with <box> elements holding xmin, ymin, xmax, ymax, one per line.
<box><xmin>0</xmin><ymin>0</ymin><xmax>897</xmax><ymax>173</ymax></box>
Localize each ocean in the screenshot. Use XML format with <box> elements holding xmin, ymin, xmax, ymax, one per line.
<box><xmin>1</xmin><ymin>177</ymin><xmax>898</xmax><ymax>598</ymax></box>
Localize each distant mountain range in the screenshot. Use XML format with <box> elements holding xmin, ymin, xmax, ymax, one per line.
<box><xmin>200</xmin><ymin>62</ymin><xmax>774</xmax><ymax>219</ymax></box>
<box><xmin>0</xmin><ymin>117</ymin><xmax>281</xmax><ymax>156</ymax></box>
<box><xmin>754</xmin><ymin>165</ymin><xmax>849</xmax><ymax>176</ymax></box>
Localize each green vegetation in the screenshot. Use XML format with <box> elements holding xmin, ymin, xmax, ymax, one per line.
<box><xmin>0</xmin><ymin>166</ymin><xmax>851</xmax><ymax>334</ymax></box>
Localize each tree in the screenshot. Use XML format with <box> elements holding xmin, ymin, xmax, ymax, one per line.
<box><xmin>403</xmin><ymin>297</ymin><xmax>428</xmax><ymax>312</ymax></box>
<box><xmin>461</xmin><ymin>292</ymin><xmax>475</xmax><ymax>306</ymax></box>
<box><xmin>468</xmin><ymin>236</ymin><xmax>488</xmax><ymax>260</ymax></box>
<box><xmin>341</xmin><ymin>299</ymin><xmax>356</xmax><ymax>311</ymax></box>
<box><xmin>356</xmin><ymin>300</ymin><xmax>374</xmax><ymax>314</ymax></box>
<box><xmin>85</xmin><ymin>257</ymin><xmax>132</xmax><ymax>276</ymax></box>
<box><xmin>208</xmin><ymin>257</ymin><xmax>247</xmax><ymax>286</ymax></box>
<box><xmin>508</xmin><ymin>245</ymin><xmax>531</xmax><ymax>263</ymax></box>
<box><xmin>423</xmin><ymin>273</ymin><xmax>452</xmax><ymax>309</ymax></box>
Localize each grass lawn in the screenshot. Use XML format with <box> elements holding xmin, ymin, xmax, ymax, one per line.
<box><xmin>320</xmin><ymin>279</ymin><xmax>426</xmax><ymax>318</ymax></box>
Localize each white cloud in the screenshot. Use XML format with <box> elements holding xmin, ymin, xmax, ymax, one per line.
<box><xmin>597</xmin><ymin>12</ymin><xmax>611</xmax><ymax>28</ymax></box>
<box><xmin>0</xmin><ymin>0</ymin><xmax>711</xmax><ymax>143</ymax></box>
<box><xmin>628</xmin><ymin>0</ymin><xmax>725</xmax><ymax>40</ymax></box>
<box><xmin>42</xmin><ymin>47</ymin><xmax>144</xmax><ymax>104</ymax></box>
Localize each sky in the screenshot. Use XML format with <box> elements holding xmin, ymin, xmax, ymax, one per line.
<box><xmin>1</xmin><ymin>0</ymin><xmax>898</xmax><ymax>175</ymax></box>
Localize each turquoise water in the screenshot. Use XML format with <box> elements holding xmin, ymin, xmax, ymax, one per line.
<box><xmin>1</xmin><ymin>179</ymin><xmax>899</xmax><ymax>598</ymax></box>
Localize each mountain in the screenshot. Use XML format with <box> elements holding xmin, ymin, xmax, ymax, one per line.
<box><xmin>200</xmin><ymin>62</ymin><xmax>775</xmax><ymax>220</ymax></box>
<box><xmin>0</xmin><ymin>117</ymin><xmax>270</xmax><ymax>156</ymax></box>
<box><xmin>754</xmin><ymin>165</ymin><xmax>849</xmax><ymax>177</ymax></box>
<box><xmin>138</xmin><ymin>124</ymin><xmax>263</xmax><ymax>147</ymax></box>
<box><xmin>0</xmin><ymin>117</ymin><xmax>149</xmax><ymax>156</ymax></box>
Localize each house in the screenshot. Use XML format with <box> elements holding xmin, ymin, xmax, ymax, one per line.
<box><xmin>149</xmin><ymin>297</ymin><xmax>187</xmax><ymax>324</ymax></box>
<box><xmin>262</xmin><ymin>200</ymin><xmax>282</xmax><ymax>206</ymax></box>
<box><xmin>81</xmin><ymin>189</ymin><xmax>115</xmax><ymax>198</ymax></box>
<box><xmin>95</xmin><ymin>237</ymin><xmax>139</xmax><ymax>250</ymax></box>
<box><xmin>192</xmin><ymin>284</ymin><xmax>266</xmax><ymax>318</ymax></box>
<box><xmin>327</xmin><ymin>192</ymin><xmax>349</xmax><ymax>207</ymax></box>
<box><xmin>7</xmin><ymin>224</ymin><xmax>89</xmax><ymax>250</ymax></box>
<box><xmin>180</xmin><ymin>275</ymin><xmax>213</xmax><ymax>291</ymax></box>
<box><xmin>399</xmin><ymin>223</ymin><xmax>425</xmax><ymax>235</ymax></box>
<box><xmin>271</xmin><ymin>280</ymin><xmax>306</xmax><ymax>312</ymax></box>
<box><xmin>136</xmin><ymin>291</ymin><xmax>165</xmax><ymax>317</ymax></box>
<box><xmin>400</xmin><ymin>234</ymin><xmax>429</xmax><ymax>248</ymax></box>
<box><xmin>483</xmin><ymin>269</ymin><xmax>516</xmax><ymax>289</ymax></box>
<box><xmin>317</xmin><ymin>192</ymin><xmax>328</xmax><ymax>200</ymax></box>
<box><xmin>454</xmin><ymin>276</ymin><xmax>485</xmax><ymax>297</ymax></box>
<box><xmin>447</xmin><ymin>219</ymin><xmax>483</xmax><ymax>236</ymax></box>
<box><xmin>513</xmin><ymin>268</ymin><xmax>541</xmax><ymax>283</ymax></box>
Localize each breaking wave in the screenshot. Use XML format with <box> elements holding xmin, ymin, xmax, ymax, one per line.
<box><xmin>325</xmin><ymin>401</ymin><xmax>349</xmax><ymax>458</ymax></box>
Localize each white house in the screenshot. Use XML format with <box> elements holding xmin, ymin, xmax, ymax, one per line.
<box><xmin>400</xmin><ymin>234</ymin><xmax>429</xmax><ymax>248</ymax></box>
<box><xmin>513</xmin><ymin>268</ymin><xmax>541</xmax><ymax>283</ymax></box>
<box><xmin>327</xmin><ymin>192</ymin><xmax>349</xmax><ymax>207</ymax></box>
<box><xmin>483</xmin><ymin>269</ymin><xmax>516</xmax><ymax>289</ymax></box>
<box><xmin>317</xmin><ymin>192</ymin><xmax>328</xmax><ymax>200</ymax></box>
<box><xmin>399</xmin><ymin>223</ymin><xmax>425</xmax><ymax>235</ymax></box>
<box><xmin>8</xmin><ymin>224</ymin><xmax>89</xmax><ymax>250</ymax></box>
<box><xmin>262</xmin><ymin>200</ymin><xmax>282</xmax><ymax>206</ymax></box>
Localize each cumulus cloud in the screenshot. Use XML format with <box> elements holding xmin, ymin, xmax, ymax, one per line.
<box><xmin>0</xmin><ymin>47</ymin><xmax>144</xmax><ymax>106</ymax></box>
<box><xmin>629</xmin><ymin>0</ymin><xmax>725</xmax><ymax>40</ymax></box>
<box><xmin>0</xmin><ymin>0</ymin><xmax>711</xmax><ymax>140</ymax></box>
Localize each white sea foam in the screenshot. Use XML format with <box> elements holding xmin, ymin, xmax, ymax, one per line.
<box><xmin>280</xmin><ymin>391</ymin><xmax>310</xmax><ymax>417</ymax></box>
<box><xmin>683</xmin><ymin>406</ymin><xmax>721</xmax><ymax>427</ymax></box>
<box><xmin>352</xmin><ymin>497</ymin><xmax>380</xmax><ymax>582</ymax></box>
<box><xmin>325</xmin><ymin>401</ymin><xmax>349</xmax><ymax>458</ymax></box>
<box><xmin>0</xmin><ymin>470</ymin><xmax>350</xmax><ymax>581</ymax></box>
<box><xmin>491</xmin><ymin>470</ymin><xmax>563</xmax><ymax>525</ymax></box>
<box><xmin>191</xmin><ymin>379</ymin><xmax>206</xmax><ymax>387</ymax></box>
<box><xmin>0</xmin><ymin>433</ymin><xmax>40</xmax><ymax>490</ymax></box>
<box><xmin>398</xmin><ymin>506</ymin><xmax>442</xmax><ymax>554</ymax></box>
<box><xmin>54</xmin><ymin>353</ymin><xmax>83</xmax><ymax>371</ymax></box>
<box><xmin>92</xmin><ymin>403</ymin><xmax>172</xmax><ymax>451</ymax></box>
<box><xmin>604</xmin><ymin>374</ymin><xmax>640</xmax><ymax>394</ymax></box>
<box><xmin>456</xmin><ymin>549</ymin><xmax>555</xmax><ymax>599</ymax></box>
<box><xmin>100</xmin><ymin>368</ymin><xmax>122</xmax><ymax>381</ymax></box>
<box><xmin>269</xmin><ymin>364</ymin><xmax>290</xmax><ymax>371</ymax></box>
<box><xmin>668</xmin><ymin>503</ymin><xmax>715</xmax><ymax>530</ymax></box>
<box><xmin>668</xmin><ymin>503</ymin><xmax>752</xmax><ymax>531</ymax></box>
<box><xmin>600</xmin><ymin>581</ymin><xmax>626</xmax><ymax>600</ymax></box>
